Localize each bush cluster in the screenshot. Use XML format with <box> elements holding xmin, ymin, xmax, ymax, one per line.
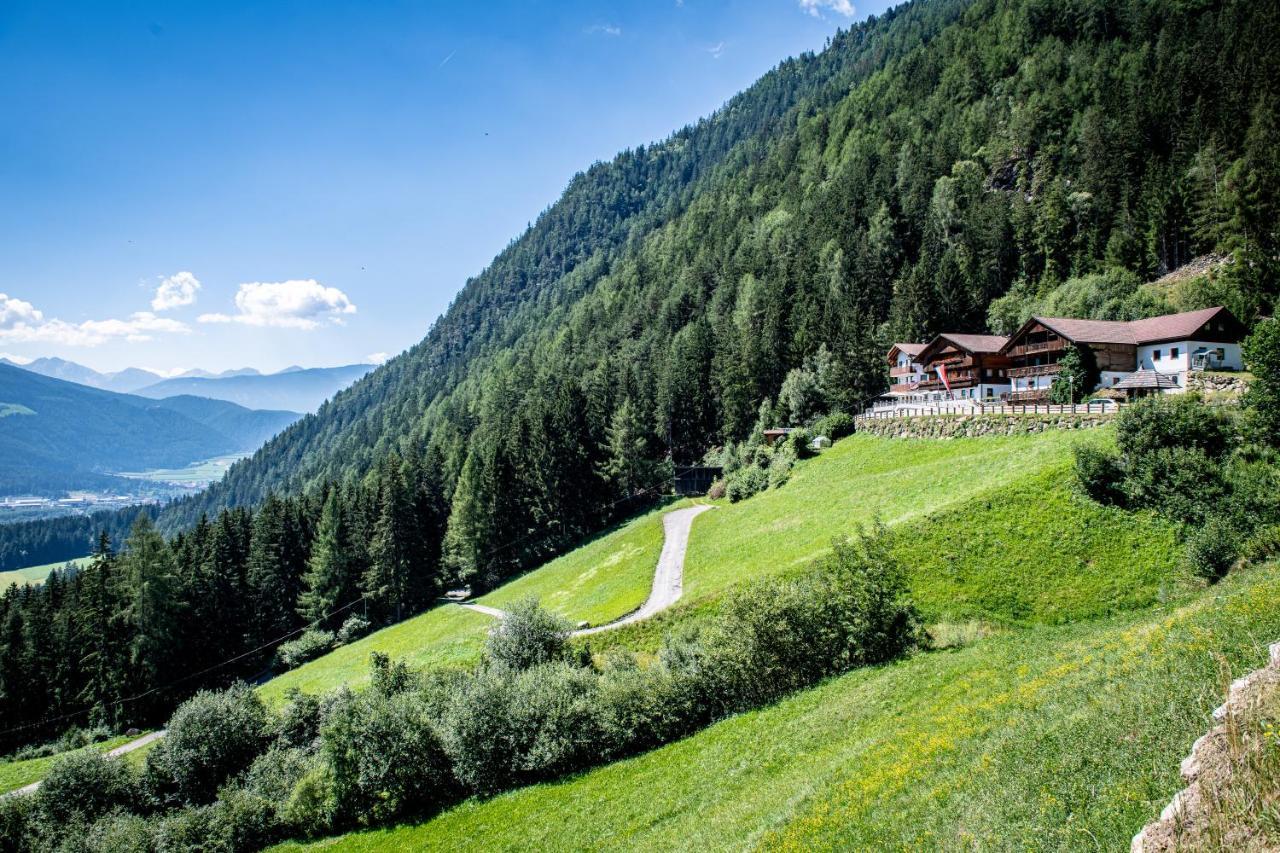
<box><xmin>1073</xmin><ymin>392</ymin><xmax>1280</xmax><ymax>581</ymax></box>
<box><xmin>2</xmin><ymin>530</ymin><xmax>921</xmax><ymax>852</ymax></box>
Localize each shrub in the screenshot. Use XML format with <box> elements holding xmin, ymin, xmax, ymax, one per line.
<box><xmin>83</xmin><ymin>810</ymin><xmax>154</xmax><ymax>852</ymax></box>
<box><xmin>767</xmin><ymin>445</ymin><xmax>797</xmax><ymax>488</ymax></box>
<box><xmin>813</xmin><ymin>412</ymin><xmax>855</xmax><ymax>440</ymax></box>
<box><xmin>202</xmin><ymin>786</ymin><xmax>284</xmax><ymax>852</ymax></box>
<box><xmin>595</xmin><ymin>660</ymin><xmax>703</xmax><ymax>758</ymax></box>
<box><xmin>1073</xmin><ymin>443</ymin><xmax>1125</xmax><ymax>505</ymax></box>
<box><xmin>725</xmin><ymin>464</ymin><xmax>769</xmax><ymax>502</ymax></box>
<box><xmin>275</xmin><ymin>689</ymin><xmax>324</xmax><ymax>750</ymax></box>
<box><xmin>1184</xmin><ymin>515</ymin><xmax>1239</xmax><ymax>582</ymax></box>
<box><xmin>321</xmin><ymin>687</ymin><xmax>454</xmax><ymax>826</ymax></box>
<box><xmin>0</xmin><ymin>789</ymin><xmax>35</xmax><ymax>853</ymax></box>
<box><xmin>439</xmin><ymin>662</ymin><xmax>602</xmax><ymax>795</ymax></box>
<box><xmin>241</xmin><ymin>745</ymin><xmax>318</xmax><ymax>807</ymax></box>
<box><xmin>35</xmin><ymin>749</ymin><xmax>137</xmax><ymax>829</ymax></box>
<box><xmin>368</xmin><ymin>651</ymin><xmax>422</xmax><ymax>695</ymax></box>
<box><xmin>143</xmin><ymin>682</ymin><xmax>271</xmax><ymax>806</ymax></box>
<box><xmin>484</xmin><ymin>598</ymin><xmax>572</xmax><ymax>672</ymax></box>
<box><xmin>699</xmin><ymin>577</ymin><xmax>826</xmax><ymax>710</ymax></box>
<box><xmin>277</xmin><ymin>629</ymin><xmax>335</xmax><ymax>671</ymax></box>
<box><xmin>1123</xmin><ymin>446</ymin><xmax>1227</xmax><ymax>526</ymax></box>
<box><xmin>1239</xmin><ymin>524</ymin><xmax>1280</xmax><ymax>567</ymax></box>
<box><xmin>706</xmin><ymin>478</ymin><xmax>727</xmax><ymax>500</ymax></box>
<box><xmin>1116</xmin><ymin>393</ymin><xmax>1232</xmax><ymax>461</ymax></box>
<box><xmin>281</xmin><ymin>765</ymin><xmax>335</xmax><ymax>836</ymax></box>
<box><xmin>786</xmin><ymin>428</ymin><xmax>816</xmax><ymax>459</ymax></box>
<box><xmin>336</xmin><ymin>614</ymin><xmax>372</xmax><ymax>645</ymax></box>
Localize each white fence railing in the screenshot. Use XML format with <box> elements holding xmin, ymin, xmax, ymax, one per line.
<box><xmin>856</xmin><ymin>400</ymin><xmax>1120</xmax><ymax>420</ymax></box>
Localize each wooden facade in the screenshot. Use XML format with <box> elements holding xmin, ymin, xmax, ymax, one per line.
<box><xmin>915</xmin><ymin>336</ymin><xmax>1012</xmax><ymax>396</ymax></box>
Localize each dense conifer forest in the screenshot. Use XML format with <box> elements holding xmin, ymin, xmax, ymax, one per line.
<box><xmin>2</xmin><ymin>0</ymin><xmax>1278</xmax><ymax>746</ymax></box>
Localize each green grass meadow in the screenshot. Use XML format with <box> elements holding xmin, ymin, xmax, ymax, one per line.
<box><xmin>0</xmin><ymin>734</ymin><xmax>140</xmax><ymax>794</ymax></box>
<box><xmin>0</xmin><ymin>556</ymin><xmax>89</xmax><ymax>590</ymax></box>
<box><xmin>272</xmin><ymin>563</ymin><xmax>1280</xmax><ymax>852</ymax></box>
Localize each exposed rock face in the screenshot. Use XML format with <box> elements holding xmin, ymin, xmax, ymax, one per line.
<box><xmin>1131</xmin><ymin>641</ymin><xmax>1280</xmax><ymax>852</ymax></box>
<box><xmin>854</xmin><ymin>413</ymin><xmax>1113</xmax><ymax>439</ymax></box>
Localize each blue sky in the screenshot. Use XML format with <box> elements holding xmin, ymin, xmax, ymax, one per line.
<box><xmin>0</xmin><ymin>0</ymin><xmax>887</xmax><ymax>374</ymax></box>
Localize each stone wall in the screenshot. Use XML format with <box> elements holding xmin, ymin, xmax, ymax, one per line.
<box><xmin>855</xmin><ymin>413</ymin><xmax>1113</xmax><ymax>439</ymax></box>
<box><xmin>1187</xmin><ymin>371</ymin><xmax>1250</xmax><ymax>396</ymax></box>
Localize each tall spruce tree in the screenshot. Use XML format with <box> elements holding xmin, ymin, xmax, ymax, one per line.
<box><xmin>298</xmin><ymin>489</ymin><xmax>361</xmax><ymax>624</ymax></box>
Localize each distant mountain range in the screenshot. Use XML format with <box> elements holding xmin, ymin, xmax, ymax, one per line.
<box><xmin>0</xmin><ymin>363</ymin><xmax>301</xmax><ymax>495</ymax></box>
<box><xmin>1</xmin><ymin>357</ymin><xmax>375</xmax><ymax>413</ymax></box>
<box><xmin>132</xmin><ymin>364</ymin><xmax>375</xmax><ymax>413</ymax></box>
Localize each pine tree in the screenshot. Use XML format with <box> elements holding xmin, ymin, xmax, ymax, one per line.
<box><xmin>365</xmin><ymin>458</ymin><xmax>427</xmax><ymax>623</ymax></box>
<box><xmin>120</xmin><ymin>514</ymin><xmax>182</xmax><ymax>719</ymax></box>
<box><xmin>78</xmin><ymin>532</ymin><xmax>127</xmax><ymax>729</ymax></box>
<box><xmin>298</xmin><ymin>489</ymin><xmax>361</xmax><ymax>624</ymax></box>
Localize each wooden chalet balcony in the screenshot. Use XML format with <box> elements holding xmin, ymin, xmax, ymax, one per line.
<box><xmin>918</xmin><ymin>369</ymin><xmax>979</xmax><ymax>390</ymax></box>
<box><xmin>1006</xmin><ymin>338</ymin><xmax>1066</xmax><ymax>358</ymax></box>
<box><xmin>1009</xmin><ymin>389</ymin><xmax>1051</xmax><ymax>403</ymax></box>
<box><xmin>1007</xmin><ymin>362</ymin><xmax>1063</xmax><ymax>379</ymax></box>
<box><xmin>889</xmin><ymin>365</ymin><xmax>920</xmax><ymax>378</ymax></box>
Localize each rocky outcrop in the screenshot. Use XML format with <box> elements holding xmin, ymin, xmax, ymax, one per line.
<box><xmin>855</xmin><ymin>413</ymin><xmax>1112</xmax><ymax>439</ymax></box>
<box><xmin>1131</xmin><ymin>641</ymin><xmax>1280</xmax><ymax>852</ymax></box>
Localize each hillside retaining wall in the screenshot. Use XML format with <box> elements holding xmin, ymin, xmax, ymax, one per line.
<box><xmin>855</xmin><ymin>413</ymin><xmax>1113</xmax><ymax>439</ymax></box>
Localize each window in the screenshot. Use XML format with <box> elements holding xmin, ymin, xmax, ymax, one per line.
<box><xmin>1171</xmin><ymin>347</ymin><xmax>1180</xmax><ymax>359</ymax></box>
<box><xmin>1153</xmin><ymin>349</ymin><xmax>1162</xmax><ymax>360</ymax></box>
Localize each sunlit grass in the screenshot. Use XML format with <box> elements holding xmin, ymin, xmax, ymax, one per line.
<box><xmin>270</xmin><ymin>564</ymin><xmax>1280</xmax><ymax>852</ymax></box>
<box><xmin>0</xmin><ymin>733</ymin><xmax>139</xmax><ymax>794</ymax></box>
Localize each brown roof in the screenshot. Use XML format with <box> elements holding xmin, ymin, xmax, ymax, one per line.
<box><xmin>1006</xmin><ymin>307</ymin><xmax>1239</xmax><ymax>350</ymax></box>
<box><xmin>1127</xmin><ymin>307</ymin><xmax>1230</xmax><ymax>345</ymax></box>
<box><xmin>935</xmin><ymin>333</ymin><xmax>1010</xmax><ymax>354</ymax></box>
<box><xmin>1034</xmin><ymin>317</ymin><xmax>1135</xmax><ymax>345</ymax></box>
<box><xmin>1113</xmin><ymin>369</ymin><xmax>1180</xmax><ymax>390</ymax></box>
<box><xmin>890</xmin><ymin>342</ymin><xmax>927</xmax><ymax>357</ymax></box>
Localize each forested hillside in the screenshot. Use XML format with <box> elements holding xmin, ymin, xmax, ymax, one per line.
<box><xmin>169</xmin><ymin>0</ymin><xmax>1278</xmax><ymax>582</ymax></box>
<box><xmin>0</xmin><ymin>365</ymin><xmax>299</xmax><ymax>495</ymax></box>
<box><xmin>2</xmin><ymin>0</ymin><xmax>1278</xmax><ymax>750</ymax></box>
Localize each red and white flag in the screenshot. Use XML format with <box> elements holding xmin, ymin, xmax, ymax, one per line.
<box><xmin>937</xmin><ymin>362</ymin><xmax>951</xmax><ymax>392</ymax></box>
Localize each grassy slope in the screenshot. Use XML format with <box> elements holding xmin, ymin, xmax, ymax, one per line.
<box><xmin>0</xmin><ymin>556</ymin><xmax>89</xmax><ymax>590</ymax></box>
<box><xmin>258</xmin><ymin>430</ymin><xmax>1178</xmax><ymax>702</ymax></box>
<box><xmin>0</xmin><ymin>734</ymin><xmax>138</xmax><ymax>794</ymax></box>
<box><xmin>682</xmin><ymin>431</ymin><xmax>1092</xmax><ymax>603</ymax></box>
<box><xmin>889</xmin><ymin>466</ymin><xmax>1186</xmax><ymax>626</ymax></box>
<box><xmin>257</xmin><ymin>503</ymin><xmax>677</xmax><ymax>707</ymax></box>
<box><xmin>476</xmin><ymin>501</ymin><xmax>675</xmax><ymax>624</ymax></box>
<box><xmin>257</xmin><ymin>606</ymin><xmax>493</xmax><ymax>707</ymax></box>
<box><xmin>273</xmin><ymin>564</ymin><xmax>1280</xmax><ymax>852</ymax></box>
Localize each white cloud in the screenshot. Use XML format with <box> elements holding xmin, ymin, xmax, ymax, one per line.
<box><xmin>0</xmin><ymin>352</ymin><xmax>33</xmax><ymax>365</ymax></box>
<box><xmin>707</xmin><ymin>41</ymin><xmax>726</xmax><ymax>59</ymax></box>
<box><xmin>151</xmin><ymin>271</ymin><xmax>202</xmax><ymax>311</ymax></box>
<box><xmin>0</xmin><ymin>292</ymin><xmax>190</xmax><ymax>346</ymax></box>
<box><xmin>199</xmin><ymin>279</ymin><xmax>357</xmax><ymax>329</ymax></box>
<box><xmin>798</xmin><ymin>0</ymin><xmax>856</xmax><ymax>17</ymax></box>
<box><xmin>587</xmin><ymin>23</ymin><xmax>622</xmax><ymax>36</ymax></box>
<box><xmin>0</xmin><ymin>293</ymin><xmax>44</xmax><ymax>330</ymax></box>
<box><xmin>365</xmin><ymin>352</ymin><xmax>390</xmax><ymax>365</ymax></box>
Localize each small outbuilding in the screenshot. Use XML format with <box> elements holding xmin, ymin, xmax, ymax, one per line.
<box><xmin>1113</xmin><ymin>369</ymin><xmax>1181</xmax><ymax>398</ymax></box>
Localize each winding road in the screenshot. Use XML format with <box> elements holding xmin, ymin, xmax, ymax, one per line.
<box><xmin>459</xmin><ymin>503</ymin><xmax>713</xmax><ymax>637</ymax></box>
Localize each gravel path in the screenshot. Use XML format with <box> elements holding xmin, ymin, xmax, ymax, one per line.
<box><xmin>5</xmin><ymin>729</ymin><xmax>166</xmax><ymax>798</ymax></box>
<box><xmin>459</xmin><ymin>503</ymin><xmax>713</xmax><ymax>637</ymax></box>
